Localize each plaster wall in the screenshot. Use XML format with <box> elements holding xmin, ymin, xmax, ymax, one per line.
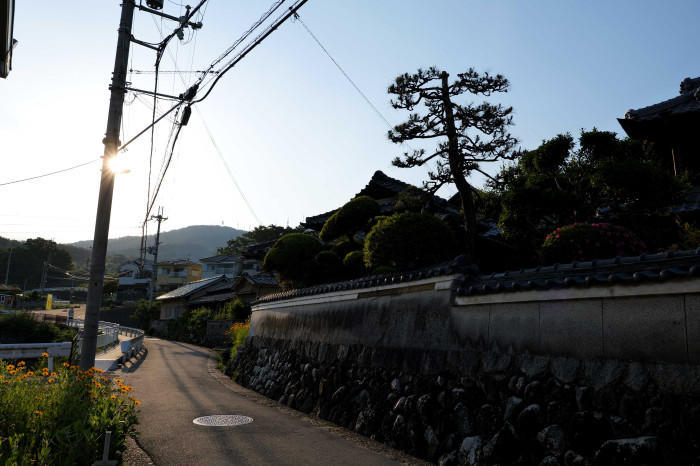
<box><xmin>251</xmin><ymin>275</ymin><xmax>700</xmax><ymax>365</ymax></box>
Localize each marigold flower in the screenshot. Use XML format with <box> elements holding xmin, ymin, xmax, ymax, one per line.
<box><xmin>26</xmin><ymin>371</ymin><xmax>34</xmax><ymax>376</ymax></box>
<box><xmin>48</xmin><ymin>378</ymin><xmax>55</xmax><ymax>383</ymax></box>
<box><xmin>41</xmin><ymin>352</ymin><xmax>49</xmax><ymax>358</ymax></box>
<box><xmin>6</xmin><ymin>364</ymin><xmax>14</xmax><ymax>370</ymax></box>
<box><xmin>18</xmin><ymin>361</ymin><xmax>25</xmax><ymax>366</ymax></box>
<box><xmin>50</xmin><ymin>372</ymin><xmax>57</xmax><ymax>377</ymax></box>
<box><xmin>115</xmin><ymin>378</ymin><xmax>122</xmax><ymax>384</ymax></box>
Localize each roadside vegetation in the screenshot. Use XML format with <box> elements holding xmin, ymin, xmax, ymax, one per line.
<box><xmin>0</xmin><ymin>357</ymin><xmax>139</xmax><ymax>464</ymax></box>
<box><xmin>165</xmin><ymin>299</ymin><xmax>251</xmax><ymax>346</ymax></box>
<box><xmin>0</xmin><ymin>313</ymin><xmax>76</xmax><ymax>344</ymax></box>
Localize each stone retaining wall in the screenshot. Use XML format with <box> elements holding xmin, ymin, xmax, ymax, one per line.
<box><xmin>228</xmin><ymin>337</ymin><xmax>700</xmax><ymax>465</ymax></box>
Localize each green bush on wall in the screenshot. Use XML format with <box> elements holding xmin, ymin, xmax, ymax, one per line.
<box><xmin>320</xmin><ymin>196</ymin><xmax>380</xmax><ymax>242</ymax></box>
<box><xmin>263</xmin><ymin>233</ymin><xmax>323</xmax><ymax>286</ymax></box>
<box><xmin>364</xmin><ymin>212</ymin><xmax>457</xmax><ymax>270</ymax></box>
<box><xmin>343</xmin><ymin>250</ymin><xmax>366</xmax><ymax>278</ymax></box>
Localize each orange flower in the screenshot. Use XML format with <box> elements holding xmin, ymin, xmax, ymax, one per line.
<box><xmin>41</xmin><ymin>352</ymin><xmax>49</xmax><ymax>358</ymax></box>
<box><xmin>110</xmin><ymin>395</ymin><xmax>116</xmax><ymax>399</ymax></box>
<box><xmin>48</xmin><ymin>378</ymin><xmax>55</xmax><ymax>383</ymax></box>
<box><xmin>50</xmin><ymin>372</ymin><xmax>57</xmax><ymax>377</ymax></box>
<box><xmin>17</xmin><ymin>361</ymin><xmax>25</xmax><ymax>366</ymax></box>
<box><xmin>63</xmin><ymin>362</ymin><xmax>70</xmax><ymax>368</ymax></box>
<box><xmin>33</xmin><ymin>410</ymin><xmax>43</xmax><ymax>415</ymax></box>
<box><xmin>134</xmin><ymin>400</ymin><xmax>141</xmax><ymax>406</ymax></box>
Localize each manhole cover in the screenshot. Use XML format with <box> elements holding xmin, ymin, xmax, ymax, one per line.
<box><xmin>192</xmin><ymin>415</ymin><xmax>253</xmax><ymax>427</ymax></box>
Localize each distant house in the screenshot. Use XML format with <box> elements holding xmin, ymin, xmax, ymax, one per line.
<box><xmin>1</xmin><ymin>0</ymin><xmax>16</xmax><ymax>79</ymax></box>
<box><xmin>117</xmin><ymin>260</ymin><xmax>153</xmax><ymax>301</ymax></box>
<box><xmin>156</xmin><ymin>275</ymin><xmax>228</xmax><ymax>320</ymax></box>
<box><xmin>0</xmin><ymin>283</ymin><xmax>20</xmax><ymax>308</ymax></box>
<box><xmin>156</xmin><ymin>259</ymin><xmax>202</xmax><ymax>293</ymax></box>
<box><xmin>200</xmin><ymin>254</ymin><xmax>241</xmax><ymax>279</ymax></box>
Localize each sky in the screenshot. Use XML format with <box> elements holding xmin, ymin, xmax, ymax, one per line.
<box><xmin>1</xmin><ymin>0</ymin><xmax>699</xmax><ymax>244</ymax></box>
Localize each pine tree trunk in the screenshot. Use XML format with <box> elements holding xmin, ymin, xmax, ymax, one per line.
<box><xmin>440</xmin><ymin>72</ymin><xmax>478</xmax><ymax>261</ymax></box>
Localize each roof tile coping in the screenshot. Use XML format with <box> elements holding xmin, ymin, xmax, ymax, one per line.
<box><xmin>459</xmin><ymin>248</ymin><xmax>700</xmax><ymax>296</ymax></box>
<box><xmin>253</xmin><ymin>249</ymin><xmax>700</xmax><ymax>305</ymax></box>
<box><xmin>253</xmin><ymin>256</ymin><xmax>476</xmax><ymax>305</ymax></box>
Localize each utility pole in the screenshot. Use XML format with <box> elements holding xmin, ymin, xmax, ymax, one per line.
<box><xmin>81</xmin><ymin>0</ymin><xmax>136</xmax><ymax>370</ymax></box>
<box><xmin>4</xmin><ymin>247</ymin><xmax>12</xmax><ymax>285</ymax></box>
<box><xmin>39</xmin><ymin>250</ymin><xmax>51</xmax><ymax>292</ymax></box>
<box><xmin>148</xmin><ymin>207</ymin><xmax>167</xmax><ymax>306</ymax></box>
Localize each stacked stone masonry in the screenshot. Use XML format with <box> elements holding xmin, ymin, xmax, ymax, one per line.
<box><xmin>228</xmin><ymin>338</ymin><xmax>700</xmax><ymax>465</ymax></box>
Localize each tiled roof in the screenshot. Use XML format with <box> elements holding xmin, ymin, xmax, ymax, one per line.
<box><xmin>157</xmin><ymin>259</ymin><xmax>200</xmax><ymax>267</ymax></box>
<box><xmin>199</xmin><ymin>254</ymin><xmax>239</xmax><ymax>263</ymax></box>
<box><xmin>458</xmin><ymin>249</ymin><xmax>700</xmax><ymax>296</ymax></box>
<box><xmin>254</xmin><ymin>257</ymin><xmax>473</xmax><ymax>304</ymax></box>
<box><xmin>155</xmin><ymin>275</ymin><xmax>226</xmax><ymax>301</ymax></box>
<box><xmin>623</xmin><ymin>77</ymin><xmax>700</xmax><ymax>122</ymax></box>
<box><xmin>234</xmin><ymin>272</ymin><xmax>279</xmax><ymax>289</ymax></box>
<box><xmin>253</xmin><ymin>250</ymin><xmax>700</xmax><ymax>304</ymax></box>
<box><xmin>188</xmin><ymin>291</ymin><xmax>234</xmax><ymax>306</ymax></box>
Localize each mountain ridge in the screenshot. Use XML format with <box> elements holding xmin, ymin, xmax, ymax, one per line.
<box><xmin>67</xmin><ymin>225</ymin><xmax>246</xmax><ymax>264</ymax></box>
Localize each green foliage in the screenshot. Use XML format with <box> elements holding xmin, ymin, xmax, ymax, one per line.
<box><xmin>331</xmin><ymin>238</ymin><xmax>361</xmax><ymax>259</ymax></box>
<box><xmin>227</xmin><ymin>319</ymin><xmax>250</xmax><ymax>361</ymax></box>
<box><xmin>217</xmin><ymin>224</ymin><xmax>300</xmax><ymax>256</ymax></box>
<box><xmin>0</xmin><ymin>238</ymin><xmax>73</xmax><ymax>289</ymax></box>
<box><xmin>541</xmin><ymin>223</ymin><xmax>646</xmax><ymax>264</ymax></box>
<box><xmin>319</xmin><ymin>196</ymin><xmax>380</xmax><ymax>242</ymax></box>
<box><xmin>393</xmin><ymin>186</ymin><xmax>428</xmax><ymax>213</ymax></box>
<box><xmin>263</xmin><ymin>233</ymin><xmax>323</xmax><ymax>287</ymax></box>
<box><xmin>495</xmin><ymin>129</ymin><xmax>688</xmax><ymax>252</ymax></box>
<box><xmin>0</xmin><ymin>362</ymin><xmax>138</xmax><ymax>464</ymax></box>
<box><xmin>364</xmin><ymin>213</ymin><xmax>456</xmax><ymax>270</ymax></box>
<box><xmin>0</xmin><ymin>313</ymin><xmax>76</xmax><ymax>344</ymax></box>
<box><xmin>130</xmin><ymin>300</ymin><xmax>160</xmax><ymax>331</ymax></box>
<box><xmin>213</xmin><ymin>298</ymin><xmax>251</xmax><ymax>321</ymax></box>
<box><xmin>343</xmin><ymin>250</ymin><xmax>366</xmax><ymax>278</ymax></box>
<box><xmin>314</xmin><ymin>250</ymin><xmax>343</xmax><ymax>282</ymax></box>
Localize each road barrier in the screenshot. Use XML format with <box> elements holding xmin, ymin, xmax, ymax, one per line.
<box><xmin>0</xmin><ymin>342</ymin><xmax>72</xmax><ymax>371</ymax></box>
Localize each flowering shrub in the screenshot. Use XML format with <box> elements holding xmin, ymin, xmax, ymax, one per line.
<box><xmin>541</xmin><ymin>223</ymin><xmax>646</xmax><ymax>264</ymax></box>
<box><xmin>0</xmin><ymin>356</ymin><xmax>139</xmax><ymax>464</ymax></box>
<box><xmin>227</xmin><ymin>318</ymin><xmax>250</xmax><ymax>360</ymax></box>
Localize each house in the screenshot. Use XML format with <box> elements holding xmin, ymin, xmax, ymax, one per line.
<box><xmin>117</xmin><ymin>260</ymin><xmax>153</xmax><ymax>301</ymax></box>
<box><xmin>1</xmin><ymin>0</ymin><xmax>16</xmax><ymax>79</ymax></box>
<box><xmin>231</xmin><ymin>272</ymin><xmax>279</xmax><ymax>304</ymax></box>
<box><xmin>156</xmin><ymin>259</ymin><xmax>202</xmax><ymax>293</ymax></box>
<box><xmin>618</xmin><ymin>77</ymin><xmax>700</xmax><ymax>177</ymax></box>
<box><xmin>200</xmin><ymin>254</ymin><xmax>241</xmax><ymax>279</ymax></box>
<box><xmin>302</xmin><ymin>170</ymin><xmax>460</xmax><ymax>231</ymax></box>
<box><xmin>156</xmin><ymin>275</ymin><xmax>229</xmax><ymax>320</ymax></box>
<box><xmin>0</xmin><ymin>283</ymin><xmax>20</xmax><ymax>308</ymax></box>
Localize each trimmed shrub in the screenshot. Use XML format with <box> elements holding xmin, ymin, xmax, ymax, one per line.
<box><xmin>320</xmin><ymin>196</ymin><xmax>380</xmax><ymax>241</ymax></box>
<box><xmin>331</xmin><ymin>238</ymin><xmax>361</xmax><ymax>259</ymax></box>
<box><xmin>541</xmin><ymin>222</ymin><xmax>646</xmax><ymax>264</ymax></box>
<box><xmin>343</xmin><ymin>250</ymin><xmax>366</xmax><ymax>278</ymax></box>
<box><xmin>364</xmin><ymin>212</ymin><xmax>457</xmax><ymax>270</ymax></box>
<box><xmin>0</xmin><ymin>313</ymin><xmax>76</xmax><ymax>344</ymax></box>
<box><xmin>314</xmin><ymin>250</ymin><xmax>343</xmax><ymax>281</ymax></box>
<box><xmin>263</xmin><ymin>233</ymin><xmax>323</xmax><ymax>286</ymax></box>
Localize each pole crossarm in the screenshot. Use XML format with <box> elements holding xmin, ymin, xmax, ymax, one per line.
<box><xmin>136</xmin><ymin>3</ymin><xmax>203</xmax><ymax>29</ymax></box>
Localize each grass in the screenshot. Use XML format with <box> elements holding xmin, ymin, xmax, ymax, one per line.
<box><xmin>0</xmin><ymin>356</ymin><xmax>139</xmax><ymax>464</ymax></box>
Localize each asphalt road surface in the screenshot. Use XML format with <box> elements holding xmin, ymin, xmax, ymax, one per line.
<box><xmin>120</xmin><ymin>337</ymin><xmax>424</xmax><ymax>466</ymax></box>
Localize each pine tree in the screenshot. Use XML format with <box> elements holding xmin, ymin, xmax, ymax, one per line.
<box><xmin>388</xmin><ymin>67</ymin><xmax>518</xmax><ymax>259</ymax></box>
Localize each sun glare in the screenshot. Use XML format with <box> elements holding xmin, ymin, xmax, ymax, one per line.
<box><xmin>107</xmin><ymin>155</ymin><xmax>132</xmax><ymax>174</ymax></box>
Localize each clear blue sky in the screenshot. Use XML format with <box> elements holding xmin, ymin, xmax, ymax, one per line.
<box><xmin>1</xmin><ymin>1</ymin><xmax>698</xmax><ymax>243</ymax></box>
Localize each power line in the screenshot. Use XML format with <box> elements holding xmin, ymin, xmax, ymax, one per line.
<box><xmin>0</xmin><ymin>159</ymin><xmax>99</xmax><ymax>187</ymax></box>
<box><xmin>294</xmin><ymin>14</ymin><xmax>394</xmax><ymax>132</ymax></box>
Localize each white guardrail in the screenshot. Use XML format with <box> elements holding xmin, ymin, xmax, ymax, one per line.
<box><xmin>0</xmin><ymin>342</ymin><xmax>71</xmax><ymax>371</ymax></box>
<box><xmin>69</xmin><ymin>318</ymin><xmax>145</xmax><ymax>362</ymax></box>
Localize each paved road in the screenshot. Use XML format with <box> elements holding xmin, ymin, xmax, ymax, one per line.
<box><xmin>119</xmin><ymin>337</ymin><xmax>423</xmax><ymax>466</ymax></box>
